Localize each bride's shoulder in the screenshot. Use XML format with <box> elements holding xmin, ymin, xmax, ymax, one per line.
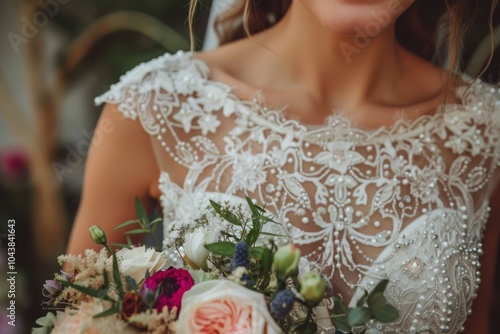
<box><xmin>462</xmin><ymin>78</ymin><xmax>500</xmax><ymax>111</ymax></box>
<box><xmin>94</xmin><ymin>51</ymin><xmax>209</xmax><ymax>119</ymax></box>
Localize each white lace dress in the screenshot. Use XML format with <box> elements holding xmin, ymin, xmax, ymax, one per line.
<box><xmin>96</xmin><ymin>51</ymin><xmax>500</xmax><ymax>333</ymax></box>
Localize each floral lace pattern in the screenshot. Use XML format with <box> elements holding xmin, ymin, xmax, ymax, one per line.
<box><xmin>96</xmin><ymin>51</ymin><xmax>500</xmax><ymax>333</ymax></box>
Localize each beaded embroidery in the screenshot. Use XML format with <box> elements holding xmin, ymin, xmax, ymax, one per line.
<box><xmin>96</xmin><ymin>51</ymin><xmax>500</xmax><ymax>333</ymax></box>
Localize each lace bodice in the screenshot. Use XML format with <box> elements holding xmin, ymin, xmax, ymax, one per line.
<box><xmin>96</xmin><ymin>51</ymin><xmax>500</xmax><ymax>333</ymax></box>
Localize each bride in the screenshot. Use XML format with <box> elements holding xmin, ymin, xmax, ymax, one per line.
<box><xmin>67</xmin><ymin>0</ymin><xmax>500</xmax><ymax>332</ymax></box>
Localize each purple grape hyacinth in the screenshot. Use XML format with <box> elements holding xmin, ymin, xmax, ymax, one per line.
<box><xmin>270</xmin><ymin>289</ymin><xmax>295</xmax><ymax>320</ymax></box>
<box><xmin>231</xmin><ymin>241</ymin><xmax>250</xmax><ymax>270</ymax></box>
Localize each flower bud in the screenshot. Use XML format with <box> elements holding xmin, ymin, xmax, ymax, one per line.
<box><xmin>89</xmin><ymin>225</ymin><xmax>107</xmax><ymax>246</ymax></box>
<box><xmin>299</xmin><ymin>271</ymin><xmax>326</xmax><ymax>306</ymax></box>
<box><xmin>273</xmin><ymin>244</ymin><xmax>300</xmax><ymax>280</ymax></box>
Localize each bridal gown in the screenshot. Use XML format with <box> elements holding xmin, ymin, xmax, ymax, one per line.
<box><xmin>96</xmin><ymin>51</ymin><xmax>500</xmax><ymax>333</ymax></box>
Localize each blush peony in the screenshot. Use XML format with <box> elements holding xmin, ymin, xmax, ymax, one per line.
<box><xmin>177</xmin><ymin>280</ymin><xmax>282</xmax><ymax>334</ymax></box>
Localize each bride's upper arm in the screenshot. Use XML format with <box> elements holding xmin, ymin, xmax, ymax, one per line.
<box><xmin>66</xmin><ymin>103</ymin><xmax>160</xmax><ymax>255</ymax></box>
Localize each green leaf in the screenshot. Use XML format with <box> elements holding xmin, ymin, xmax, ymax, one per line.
<box><xmin>367</xmin><ymin>292</ymin><xmax>399</xmax><ymax>323</ymax></box>
<box><xmin>58</xmin><ymin>280</ymin><xmax>112</xmax><ymax>301</ymax></box>
<box><xmin>124</xmin><ymin>228</ymin><xmax>152</xmax><ymax>235</ymax></box>
<box><xmin>245</xmin><ymin>228</ymin><xmax>260</xmax><ymax>247</ymax></box>
<box><xmin>347</xmin><ymin>307</ymin><xmax>371</xmax><ymax>327</ymax></box>
<box><xmin>246</xmin><ymin>195</ymin><xmax>266</xmax><ymax>213</ymax></box>
<box><xmin>291</xmin><ymin>321</ymin><xmax>318</xmax><ymax>334</ymax></box>
<box><xmin>249</xmin><ymin>247</ymin><xmax>265</xmax><ymax>258</ymax></box>
<box><xmin>356</xmin><ymin>290</ymin><xmax>369</xmax><ymax>307</ymax></box>
<box><xmin>108</xmin><ymin>247</ymin><xmax>124</xmax><ymax>296</ymax></box>
<box><xmin>259</xmin><ymin>231</ymin><xmax>285</xmax><ymax>237</ymax></box>
<box><xmin>209</xmin><ymin>200</ymin><xmax>242</xmax><ymax>226</ymax></box>
<box><xmin>135</xmin><ymin>197</ymin><xmax>150</xmax><ymax>227</ymax></box>
<box><xmin>125</xmin><ymin>276</ymin><xmax>138</xmax><ymax>290</ymax></box>
<box><xmin>371</xmin><ymin>279</ymin><xmax>389</xmax><ymax>295</ymax></box>
<box><xmin>113</xmin><ymin>219</ymin><xmax>140</xmax><ymax>230</ymax></box>
<box><xmin>256</xmin><ymin>248</ymin><xmax>273</xmax><ymax>289</ymax></box>
<box><xmin>220</xmin><ymin>230</ymin><xmax>238</xmax><ymax>239</ymax></box>
<box><xmin>333</xmin><ymin>295</ymin><xmax>348</xmax><ymax>314</ymax></box>
<box><xmin>204</xmin><ymin>242</ymin><xmax>235</xmax><ymax>256</ymax></box>
<box><xmin>93</xmin><ymin>304</ymin><xmax>120</xmax><ymax>318</ymax></box>
<box><xmin>259</xmin><ymin>275</ymin><xmax>271</xmax><ymax>289</ymax></box>
<box><xmin>246</xmin><ymin>196</ymin><xmax>262</xmax><ymax>226</ymax></box>
<box><xmin>147</xmin><ymin>217</ymin><xmax>163</xmax><ymax>227</ymax></box>
<box><xmin>332</xmin><ymin>314</ymin><xmax>351</xmax><ymax>332</ymax></box>
<box><xmin>103</xmin><ymin>269</ymin><xmax>110</xmax><ymax>288</ymax></box>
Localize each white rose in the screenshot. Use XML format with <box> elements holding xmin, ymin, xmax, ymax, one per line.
<box><xmin>116</xmin><ymin>246</ymin><xmax>168</xmax><ymax>284</ymax></box>
<box><xmin>177</xmin><ymin>280</ymin><xmax>282</xmax><ymax>334</ymax></box>
<box><xmin>183</xmin><ymin>228</ymin><xmax>218</xmax><ymax>270</ymax></box>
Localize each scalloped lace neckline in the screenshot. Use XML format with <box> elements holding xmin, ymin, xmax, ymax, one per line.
<box><xmin>186</xmin><ymin>52</ymin><xmax>477</xmax><ymax>141</ymax></box>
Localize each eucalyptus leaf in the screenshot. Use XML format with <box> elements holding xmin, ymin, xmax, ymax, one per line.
<box><xmin>333</xmin><ymin>295</ymin><xmax>348</xmax><ymax>314</ymax></box>
<box><xmin>356</xmin><ymin>290</ymin><xmax>369</xmax><ymax>307</ymax></box>
<box><xmin>204</xmin><ymin>242</ymin><xmax>235</xmax><ymax>256</ymax></box>
<box><xmin>371</xmin><ymin>279</ymin><xmax>389</xmax><ymax>295</ymax></box>
<box><xmin>347</xmin><ymin>307</ymin><xmax>371</xmax><ymax>327</ymax></box>
<box><xmin>332</xmin><ymin>314</ymin><xmax>351</xmax><ymax>332</ymax></box>
<box><xmin>367</xmin><ymin>292</ymin><xmax>400</xmax><ymax>323</ymax></box>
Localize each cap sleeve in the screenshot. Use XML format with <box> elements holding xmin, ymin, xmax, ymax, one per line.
<box><xmin>94</xmin><ymin>51</ymin><xmax>202</xmax><ymax>123</ymax></box>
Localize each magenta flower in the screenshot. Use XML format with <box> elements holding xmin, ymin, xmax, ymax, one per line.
<box><xmin>0</xmin><ymin>148</ymin><xmax>29</xmax><ymax>180</ymax></box>
<box><xmin>141</xmin><ymin>267</ymin><xmax>194</xmax><ymax>314</ymax></box>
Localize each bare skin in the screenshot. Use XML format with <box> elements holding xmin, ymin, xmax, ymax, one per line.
<box><xmin>67</xmin><ymin>0</ymin><xmax>499</xmax><ymax>331</ymax></box>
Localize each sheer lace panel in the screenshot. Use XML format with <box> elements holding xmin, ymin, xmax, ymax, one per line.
<box><xmin>96</xmin><ymin>51</ymin><xmax>500</xmax><ymax>333</ymax></box>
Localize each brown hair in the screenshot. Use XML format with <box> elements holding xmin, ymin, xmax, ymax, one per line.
<box><xmin>189</xmin><ymin>0</ymin><xmax>499</xmax><ymax>77</ymax></box>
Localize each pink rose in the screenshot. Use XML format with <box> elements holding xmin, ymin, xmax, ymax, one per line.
<box><xmin>177</xmin><ymin>280</ymin><xmax>282</xmax><ymax>334</ymax></box>
<box><xmin>141</xmin><ymin>267</ymin><xmax>194</xmax><ymax>313</ymax></box>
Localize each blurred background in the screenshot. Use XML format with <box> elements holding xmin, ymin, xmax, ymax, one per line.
<box><xmin>0</xmin><ymin>0</ymin><xmax>498</xmax><ymax>333</ymax></box>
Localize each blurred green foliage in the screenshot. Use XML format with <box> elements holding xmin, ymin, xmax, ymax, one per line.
<box><xmin>49</xmin><ymin>0</ymin><xmax>212</xmax><ymax>88</ymax></box>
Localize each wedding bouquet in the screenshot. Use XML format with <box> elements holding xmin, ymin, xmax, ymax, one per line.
<box><xmin>33</xmin><ymin>197</ymin><xmax>398</xmax><ymax>333</ymax></box>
